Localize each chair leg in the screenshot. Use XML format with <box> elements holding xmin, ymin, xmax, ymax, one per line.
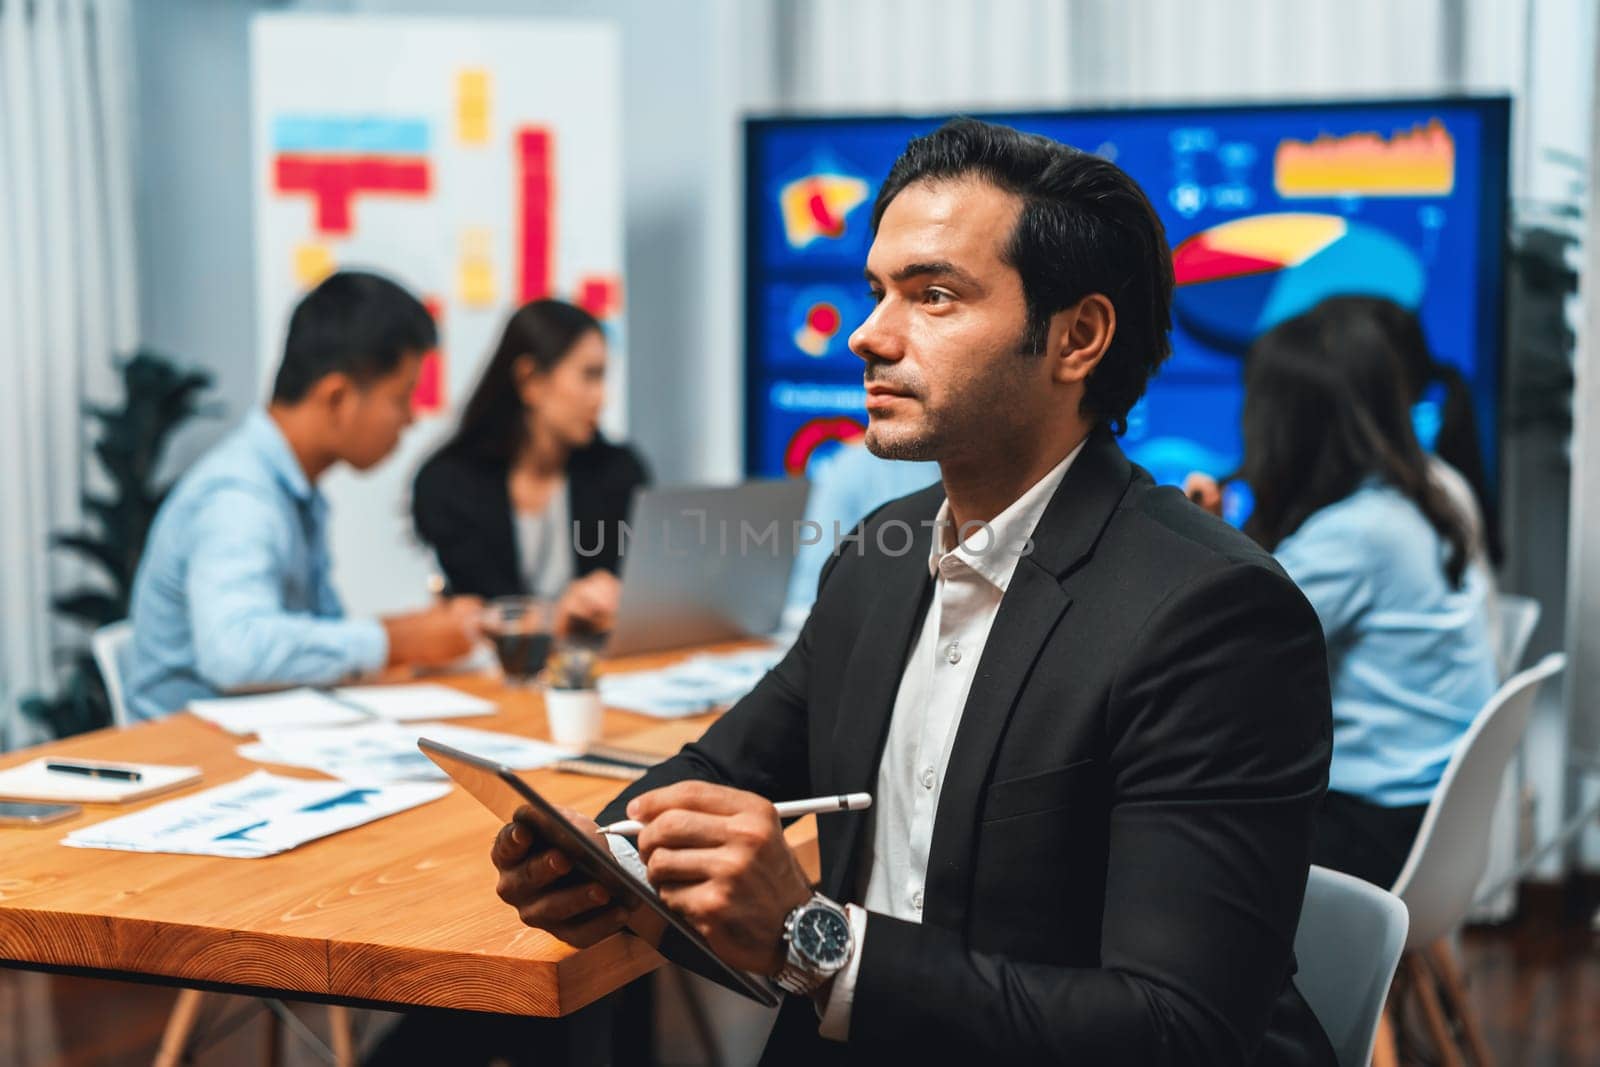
<box><xmin>1425</xmin><ymin>941</ymin><xmax>1495</xmax><ymax>1067</ymax></box>
<box><xmin>327</xmin><ymin>1005</ymin><xmax>356</xmax><ymax>1067</ymax></box>
<box><xmin>1406</xmin><ymin>955</ymin><xmax>1465</xmax><ymax>1067</ymax></box>
<box><xmin>154</xmin><ymin>988</ymin><xmax>207</xmax><ymax>1067</ymax></box>
<box><xmin>1371</xmin><ymin>1006</ymin><xmax>1400</xmax><ymax>1067</ymax></box>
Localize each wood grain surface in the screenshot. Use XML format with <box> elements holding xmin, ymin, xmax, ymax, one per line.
<box><xmin>0</xmin><ymin>643</ymin><xmax>812</xmax><ymax>1017</ymax></box>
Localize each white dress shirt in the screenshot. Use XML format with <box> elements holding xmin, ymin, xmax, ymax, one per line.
<box><xmin>818</xmin><ymin>439</ymin><xmax>1085</xmax><ymax>1040</ymax></box>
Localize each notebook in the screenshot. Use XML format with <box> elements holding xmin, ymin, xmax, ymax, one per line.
<box><xmin>0</xmin><ymin>758</ymin><xmax>202</xmax><ymax>804</ymax></box>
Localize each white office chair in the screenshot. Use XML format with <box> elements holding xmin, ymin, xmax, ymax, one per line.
<box><xmin>91</xmin><ymin>620</ymin><xmax>134</xmax><ymax>728</ymax></box>
<box><xmin>1494</xmin><ymin>594</ymin><xmax>1541</xmax><ymax>681</ymax></box>
<box><xmin>1473</xmin><ymin>593</ymin><xmax>1542</xmax><ymax>923</ymax></box>
<box><xmin>91</xmin><ymin>619</ymin><xmax>354</xmax><ymax>1064</ymax></box>
<box><xmin>1293</xmin><ymin>866</ymin><xmax>1409</xmax><ymax>1067</ymax></box>
<box><xmin>1385</xmin><ymin>652</ymin><xmax>1565</xmax><ymax>1065</ymax></box>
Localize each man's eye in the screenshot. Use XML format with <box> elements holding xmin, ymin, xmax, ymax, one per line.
<box><xmin>924</xmin><ymin>289</ymin><xmax>952</xmax><ymax>305</ymax></box>
<box><xmin>866</xmin><ymin>289</ymin><xmax>884</xmax><ymax>304</ymax></box>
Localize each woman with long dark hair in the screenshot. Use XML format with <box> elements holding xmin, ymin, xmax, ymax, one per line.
<box><xmin>1189</xmin><ymin>297</ymin><xmax>1497</xmax><ymax>888</ymax></box>
<box><xmin>412</xmin><ymin>299</ymin><xmax>648</xmax><ymax>634</ymax></box>
<box><xmin>1365</xmin><ymin>295</ymin><xmax>1502</xmax><ymax>564</ymax></box>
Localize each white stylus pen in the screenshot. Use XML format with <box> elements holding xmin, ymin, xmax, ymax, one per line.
<box><xmin>598</xmin><ymin>792</ymin><xmax>873</xmax><ymax>836</ymax></box>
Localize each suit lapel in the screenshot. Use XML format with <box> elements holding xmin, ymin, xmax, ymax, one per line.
<box><xmin>819</xmin><ymin>512</ymin><xmax>936</xmax><ymax>900</ymax></box>
<box><xmin>921</xmin><ymin>428</ymin><xmax>1134</xmax><ymax>930</ymax></box>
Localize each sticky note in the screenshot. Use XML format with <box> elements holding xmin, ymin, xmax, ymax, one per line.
<box><xmin>459</xmin><ymin>227</ymin><xmax>496</xmax><ymax>307</ymax></box>
<box><xmin>293</xmin><ymin>242</ymin><xmax>335</xmax><ymax>287</ymax></box>
<box><xmin>456</xmin><ymin>69</ymin><xmax>491</xmax><ymax>145</ymax></box>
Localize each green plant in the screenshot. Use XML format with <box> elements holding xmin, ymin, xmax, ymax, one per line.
<box><xmin>19</xmin><ymin>352</ymin><xmax>218</xmax><ymax>739</ymax></box>
<box><xmin>1505</xmin><ymin>223</ymin><xmax>1581</xmax><ymax>439</ymax></box>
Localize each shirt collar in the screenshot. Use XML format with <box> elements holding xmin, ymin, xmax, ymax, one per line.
<box><xmin>927</xmin><ymin>436</ymin><xmax>1089</xmax><ymax>592</ymax></box>
<box><xmin>243</xmin><ymin>409</ymin><xmax>317</xmax><ymax>505</ymax></box>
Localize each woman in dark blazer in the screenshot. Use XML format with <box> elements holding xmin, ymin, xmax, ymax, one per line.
<box><xmin>413</xmin><ymin>299</ymin><xmax>649</xmax><ymax>634</ymax></box>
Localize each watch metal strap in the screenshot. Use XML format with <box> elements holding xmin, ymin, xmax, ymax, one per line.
<box><xmin>773</xmin><ymin>893</ymin><xmax>849</xmax><ymax>996</ymax></box>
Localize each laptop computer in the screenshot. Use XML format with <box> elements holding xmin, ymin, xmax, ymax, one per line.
<box><xmin>603</xmin><ymin>480</ymin><xmax>809</xmax><ymax>657</ymax></box>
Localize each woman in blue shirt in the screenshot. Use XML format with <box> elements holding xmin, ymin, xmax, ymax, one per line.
<box><xmin>1192</xmin><ymin>298</ymin><xmax>1498</xmax><ymax>888</ymax></box>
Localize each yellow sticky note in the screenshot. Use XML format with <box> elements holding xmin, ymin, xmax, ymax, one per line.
<box><xmin>459</xmin><ymin>227</ymin><xmax>495</xmax><ymax>307</ymax></box>
<box><xmin>457</xmin><ymin>69</ymin><xmax>490</xmax><ymax>146</ymax></box>
<box><xmin>294</xmin><ymin>243</ymin><xmax>334</xmax><ymax>287</ymax></box>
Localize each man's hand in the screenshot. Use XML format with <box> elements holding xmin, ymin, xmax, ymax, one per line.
<box><xmin>382</xmin><ymin>596</ymin><xmax>482</xmax><ymax>667</ymax></box>
<box><xmin>556</xmin><ymin>570</ymin><xmax>621</xmax><ymax>637</ymax></box>
<box><xmin>630</xmin><ymin>781</ymin><xmax>814</xmax><ymax>975</ymax></box>
<box><xmin>1183</xmin><ymin>472</ymin><xmax>1224</xmax><ymax>517</ymax></box>
<box><xmin>490</xmin><ymin>805</ymin><xmax>631</xmax><ymax>947</ymax></box>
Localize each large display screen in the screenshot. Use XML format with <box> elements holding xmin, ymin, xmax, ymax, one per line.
<box><xmin>745</xmin><ymin>98</ymin><xmax>1510</xmax><ymax>499</ymax></box>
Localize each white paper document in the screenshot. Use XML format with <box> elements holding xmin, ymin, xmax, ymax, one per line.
<box><xmin>188</xmin><ymin>685</ymin><xmax>498</xmax><ymax>737</ymax></box>
<box><xmin>598</xmin><ymin>646</ymin><xmax>784</xmax><ymax>719</ymax></box>
<box><xmin>331</xmin><ymin>684</ymin><xmax>497</xmax><ymax>721</ymax></box>
<box><xmin>188</xmin><ymin>689</ymin><xmax>368</xmax><ymax>736</ymax></box>
<box><xmin>243</xmin><ymin>722</ymin><xmax>573</xmax><ymax>785</ymax></box>
<box><xmin>61</xmin><ymin>771</ymin><xmax>447</xmax><ymax>858</ymax></box>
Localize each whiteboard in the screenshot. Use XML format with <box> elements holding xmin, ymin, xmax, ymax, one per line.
<box><xmin>250</xmin><ymin>14</ymin><xmax>624</xmax><ymax>615</ymax></box>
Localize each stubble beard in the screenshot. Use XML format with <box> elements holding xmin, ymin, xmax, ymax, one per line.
<box><xmin>863</xmin><ymin>324</ymin><xmax>1042</xmax><ymax>464</ymax></box>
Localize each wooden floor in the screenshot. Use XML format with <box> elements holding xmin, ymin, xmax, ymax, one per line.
<box><xmin>2</xmin><ymin>887</ymin><xmax>1596</xmax><ymax>1066</ymax></box>
<box><xmin>1452</xmin><ymin>882</ymin><xmax>1600</xmax><ymax>1067</ymax></box>
<box><xmin>0</xmin><ymin>976</ymin><xmax>405</xmax><ymax>1066</ymax></box>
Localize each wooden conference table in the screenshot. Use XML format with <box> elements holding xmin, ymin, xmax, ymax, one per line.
<box><xmin>0</xmin><ymin>642</ymin><xmax>812</xmax><ymax>1018</ymax></box>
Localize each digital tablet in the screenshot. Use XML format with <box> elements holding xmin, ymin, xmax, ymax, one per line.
<box><xmin>418</xmin><ymin>738</ymin><xmax>780</xmax><ymax>1007</ymax></box>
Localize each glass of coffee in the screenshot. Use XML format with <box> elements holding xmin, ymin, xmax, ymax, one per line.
<box><xmin>481</xmin><ymin>596</ymin><xmax>556</xmax><ymax>686</ymax></box>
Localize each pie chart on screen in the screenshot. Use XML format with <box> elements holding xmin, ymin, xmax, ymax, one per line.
<box><xmin>1171</xmin><ymin>213</ymin><xmax>1425</xmax><ymax>353</ymax></box>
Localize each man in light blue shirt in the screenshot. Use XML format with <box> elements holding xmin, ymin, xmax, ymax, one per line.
<box><xmin>126</xmin><ymin>272</ymin><xmax>480</xmax><ymax>721</ymax></box>
<box><xmin>783</xmin><ymin>441</ymin><xmax>939</xmax><ymax>622</ymax></box>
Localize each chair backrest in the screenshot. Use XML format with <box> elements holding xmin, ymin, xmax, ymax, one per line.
<box><xmin>1495</xmin><ymin>593</ymin><xmax>1541</xmax><ymax>680</ymax></box>
<box><xmin>92</xmin><ymin>620</ymin><xmax>134</xmax><ymax>728</ymax></box>
<box><xmin>1293</xmin><ymin>865</ymin><xmax>1409</xmax><ymax>1067</ymax></box>
<box><xmin>1391</xmin><ymin>652</ymin><xmax>1564</xmax><ymax>947</ymax></box>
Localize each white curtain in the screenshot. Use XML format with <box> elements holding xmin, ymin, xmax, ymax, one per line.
<box><xmin>780</xmin><ymin>0</ymin><xmax>1530</xmax><ymax>158</ymax></box>
<box><xmin>0</xmin><ymin>0</ymin><xmax>140</xmax><ymax>748</ymax></box>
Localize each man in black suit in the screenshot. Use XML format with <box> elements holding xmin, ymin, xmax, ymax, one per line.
<box><xmin>491</xmin><ymin>118</ymin><xmax>1336</xmax><ymax>1065</ymax></box>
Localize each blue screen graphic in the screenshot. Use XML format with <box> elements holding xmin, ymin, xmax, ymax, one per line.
<box><xmin>745</xmin><ymin>99</ymin><xmax>1510</xmax><ymax>490</ymax></box>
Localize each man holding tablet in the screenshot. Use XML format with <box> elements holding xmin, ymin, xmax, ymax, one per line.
<box><xmin>491</xmin><ymin>119</ymin><xmax>1337</xmax><ymax>1066</ymax></box>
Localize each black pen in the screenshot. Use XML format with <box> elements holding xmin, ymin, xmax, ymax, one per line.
<box><xmin>45</xmin><ymin>761</ymin><xmax>143</xmax><ymax>782</ymax></box>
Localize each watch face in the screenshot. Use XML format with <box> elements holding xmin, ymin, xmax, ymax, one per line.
<box><xmin>795</xmin><ymin>905</ymin><xmax>851</xmax><ymax>967</ymax></box>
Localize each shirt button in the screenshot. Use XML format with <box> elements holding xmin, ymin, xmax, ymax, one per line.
<box><xmin>945</xmin><ymin>641</ymin><xmax>961</xmax><ymax>665</ymax></box>
<box><xmin>911</xmin><ymin>889</ymin><xmax>924</xmax><ymax>911</ymax></box>
<box><xmin>919</xmin><ymin>767</ymin><xmax>936</xmax><ymax>790</ymax></box>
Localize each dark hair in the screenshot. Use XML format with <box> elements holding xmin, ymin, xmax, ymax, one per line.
<box><xmin>1239</xmin><ymin>296</ymin><xmax>1471</xmax><ymax>586</ymax></box>
<box><xmin>272</xmin><ymin>271</ymin><xmax>436</xmax><ymax>403</ymax></box>
<box><xmin>1356</xmin><ymin>297</ymin><xmax>1434</xmax><ymax>402</ymax></box>
<box><xmin>1359</xmin><ymin>296</ymin><xmax>1502</xmax><ymax>563</ymax></box>
<box><xmin>871</xmin><ymin>117</ymin><xmax>1174</xmax><ymax>433</ymax></box>
<box><xmin>440</xmin><ymin>299</ymin><xmax>602</xmax><ymax>462</ymax></box>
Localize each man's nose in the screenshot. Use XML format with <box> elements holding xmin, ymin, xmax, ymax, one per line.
<box><xmin>848</xmin><ymin>301</ymin><xmax>903</xmax><ymax>365</ymax></box>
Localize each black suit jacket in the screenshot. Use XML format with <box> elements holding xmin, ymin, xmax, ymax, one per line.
<box><xmin>601</xmin><ymin>429</ymin><xmax>1336</xmax><ymax>1066</ymax></box>
<box><xmin>411</xmin><ymin>436</ymin><xmax>649</xmax><ymax>598</ymax></box>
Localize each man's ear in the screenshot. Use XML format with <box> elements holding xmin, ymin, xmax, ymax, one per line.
<box><xmin>1048</xmin><ymin>293</ymin><xmax>1116</xmax><ymax>386</ymax></box>
<box><xmin>306</xmin><ymin>371</ymin><xmax>357</xmax><ymax>420</ymax></box>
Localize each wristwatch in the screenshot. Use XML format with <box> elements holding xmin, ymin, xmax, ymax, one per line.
<box><xmin>774</xmin><ymin>892</ymin><xmax>854</xmax><ymax>996</ymax></box>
